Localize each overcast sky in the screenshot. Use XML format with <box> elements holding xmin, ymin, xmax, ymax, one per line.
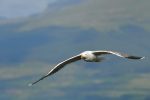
<box><xmin>0</xmin><ymin>0</ymin><xmax>58</xmax><ymax>18</ymax></box>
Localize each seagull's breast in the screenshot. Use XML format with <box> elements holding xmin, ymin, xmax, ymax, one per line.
<box><xmin>81</xmin><ymin>51</ymin><xmax>97</xmax><ymax>62</ymax></box>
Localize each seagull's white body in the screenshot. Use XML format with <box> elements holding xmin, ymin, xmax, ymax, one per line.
<box><xmin>81</xmin><ymin>51</ymin><xmax>98</xmax><ymax>62</ymax></box>
<box><xmin>29</xmin><ymin>50</ymin><xmax>144</xmax><ymax>86</ymax></box>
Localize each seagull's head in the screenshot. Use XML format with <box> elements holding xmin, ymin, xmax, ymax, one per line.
<box><xmin>80</xmin><ymin>51</ymin><xmax>97</xmax><ymax>61</ymax></box>
<box><xmin>81</xmin><ymin>55</ymin><xmax>87</xmax><ymax>60</ymax></box>
<box><xmin>81</xmin><ymin>53</ymin><xmax>88</xmax><ymax>60</ymax></box>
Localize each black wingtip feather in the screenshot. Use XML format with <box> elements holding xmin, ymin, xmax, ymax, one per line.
<box><xmin>126</xmin><ymin>56</ymin><xmax>145</xmax><ymax>59</ymax></box>
<box><xmin>28</xmin><ymin>75</ymin><xmax>48</xmax><ymax>86</ymax></box>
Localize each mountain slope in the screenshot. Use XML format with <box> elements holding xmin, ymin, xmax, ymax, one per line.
<box><xmin>18</xmin><ymin>0</ymin><xmax>150</xmax><ymax>32</ymax></box>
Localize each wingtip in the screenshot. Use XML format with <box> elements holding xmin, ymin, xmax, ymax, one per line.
<box><xmin>126</xmin><ymin>56</ymin><xmax>145</xmax><ymax>59</ymax></box>
<box><xmin>28</xmin><ymin>83</ymin><xmax>33</xmax><ymax>87</ymax></box>
<box><xmin>141</xmin><ymin>56</ymin><xmax>145</xmax><ymax>59</ymax></box>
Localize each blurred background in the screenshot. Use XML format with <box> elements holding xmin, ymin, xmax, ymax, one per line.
<box><xmin>0</xmin><ymin>0</ymin><xmax>150</xmax><ymax>100</ymax></box>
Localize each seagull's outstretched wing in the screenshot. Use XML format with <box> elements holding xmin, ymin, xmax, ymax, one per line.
<box><xmin>28</xmin><ymin>54</ymin><xmax>81</xmax><ymax>86</ymax></box>
<box><xmin>92</xmin><ymin>50</ymin><xmax>144</xmax><ymax>59</ymax></box>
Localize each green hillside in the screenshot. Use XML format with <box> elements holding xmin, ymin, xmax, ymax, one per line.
<box><xmin>18</xmin><ymin>0</ymin><xmax>150</xmax><ymax>32</ymax></box>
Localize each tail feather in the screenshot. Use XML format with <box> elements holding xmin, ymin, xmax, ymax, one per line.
<box><xmin>96</xmin><ymin>57</ymin><xmax>105</xmax><ymax>62</ymax></box>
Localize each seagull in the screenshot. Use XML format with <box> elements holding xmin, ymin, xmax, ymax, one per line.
<box><xmin>28</xmin><ymin>50</ymin><xmax>144</xmax><ymax>86</ymax></box>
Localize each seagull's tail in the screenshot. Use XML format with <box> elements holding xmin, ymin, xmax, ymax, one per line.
<box><xmin>96</xmin><ymin>57</ymin><xmax>105</xmax><ymax>62</ymax></box>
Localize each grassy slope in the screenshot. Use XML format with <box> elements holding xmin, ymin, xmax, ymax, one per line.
<box><xmin>18</xmin><ymin>0</ymin><xmax>150</xmax><ymax>32</ymax></box>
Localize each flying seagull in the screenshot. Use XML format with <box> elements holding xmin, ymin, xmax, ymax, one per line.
<box><xmin>28</xmin><ymin>50</ymin><xmax>144</xmax><ymax>86</ymax></box>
